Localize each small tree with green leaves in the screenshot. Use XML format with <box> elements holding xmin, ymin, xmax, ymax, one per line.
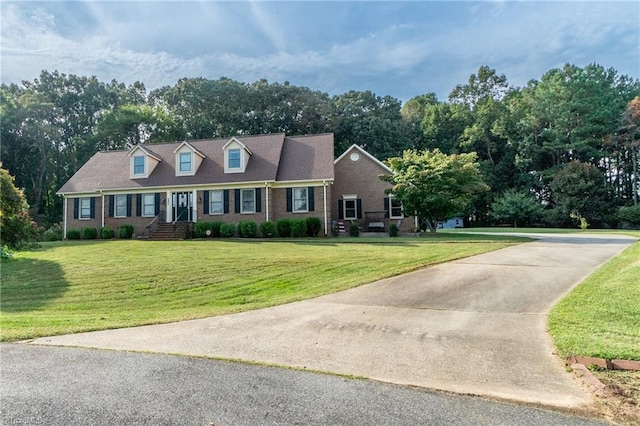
<box><xmin>0</xmin><ymin>166</ymin><xmax>39</xmax><ymax>248</ymax></box>
<box><xmin>381</xmin><ymin>149</ymin><xmax>489</xmax><ymax>233</ymax></box>
<box><xmin>490</xmin><ymin>189</ymin><xmax>543</xmax><ymax>227</ymax></box>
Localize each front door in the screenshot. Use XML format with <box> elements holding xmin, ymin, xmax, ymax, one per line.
<box><xmin>173</xmin><ymin>192</ymin><xmax>192</xmax><ymax>222</ymax></box>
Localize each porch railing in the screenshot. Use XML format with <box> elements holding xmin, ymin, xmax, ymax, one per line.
<box><xmin>145</xmin><ymin>210</ymin><xmax>166</xmax><ymax>238</ymax></box>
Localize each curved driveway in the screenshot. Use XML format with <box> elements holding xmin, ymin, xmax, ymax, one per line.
<box><xmin>31</xmin><ymin>233</ymin><xmax>636</xmax><ymax>410</ymax></box>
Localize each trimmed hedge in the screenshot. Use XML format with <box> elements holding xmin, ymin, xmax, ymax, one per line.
<box><xmin>101</xmin><ymin>227</ymin><xmax>115</xmax><ymax>239</ymax></box>
<box><xmin>389</xmin><ymin>223</ymin><xmax>399</xmax><ymax>237</ymax></box>
<box><xmin>290</xmin><ymin>219</ymin><xmax>307</xmax><ymax>238</ymax></box>
<box><xmin>66</xmin><ymin>229</ymin><xmax>81</xmax><ymax>240</ymax></box>
<box><xmin>239</xmin><ymin>221</ymin><xmax>258</xmax><ymax>238</ymax></box>
<box><xmin>118</xmin><ymin>224</ymin><xmax>134</xmax><ymax>239</ymax></box>
<box><xmin>260</xmin><ymin>221</ymin><xmax>276</xmax><ymax>238</ymax></box>
<box><xmin>349</xmin><ymin>222</ymin><xmax>360</xmax><ymax>237</ymax></box>
<box><xmin>220</xmin><ymin>223</ymin><xmax>236</xmax><ymax>238</ymax></box>
<box><xmin>194</xmin><ymin>221</ymin><xmax>213</xmax><ymax>238</ymax></box>
<box><xmin>276</xmin><ymin>219</ymin><xmax>291</xmax><ymax>238</ymax></box>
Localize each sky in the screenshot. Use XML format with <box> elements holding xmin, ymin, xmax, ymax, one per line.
<box><xmin>1</xmin><ymin>1</ymin><xmax>638</xmax><ymax>103</ymax></box>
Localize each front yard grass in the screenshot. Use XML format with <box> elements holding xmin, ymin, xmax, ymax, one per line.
<box><xmin>0</xmin><ymin>236</ymin><xmax>522</xmax><ymax>341</ymax></box>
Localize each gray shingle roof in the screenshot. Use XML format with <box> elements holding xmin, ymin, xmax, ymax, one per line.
<box><xmin>58</xmin><ymin>133</ymin><xmax>334</xmax><ymax>194</ymax></box>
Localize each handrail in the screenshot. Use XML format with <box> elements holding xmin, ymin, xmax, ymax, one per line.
<box><xmin>172</xmin><ymin>208</ymin><xmax>196</xmax><ymax>225</ymax></box>
<box><xmin>146</xmin><ymin>210</ymin><xmax>165</xmax><ymax>238</ymax></box>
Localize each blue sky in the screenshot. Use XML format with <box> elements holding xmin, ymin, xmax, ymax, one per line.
<box><xmin>1</xmin><ymin>1</ymin><xmax>638</xmax><ymax>103</ymax></box>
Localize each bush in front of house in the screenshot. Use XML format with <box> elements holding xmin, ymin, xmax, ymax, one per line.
<box><xmin>260</xmin><ymin>221</ymin><xmax>276</xmax><ymax>238</ymax></box>
<box><xmin>66</xmin><ymin>228</ymin><xmax>82</xmax><ymax>240</ymax></box>
<box><xmin>276</xmin><ymin>219</ymin><xmax>291</xmax><ymax>238</ymax></box>
<box><xmin>290</xmin><ymin>219</ymin><xmax>307</xmax><ymax>238</ymax></box>
<box><xmin>211</xmin><ymin>222</ymin><xmax>223</xmax><ymax>238</ymax></box>
<box><xmin>194</xmin><ymin>221</ymin><xmax>213</xmax><ymax>238</ymax></box>
<box><xmin>389</xmin><ymin>223</ymin><xmax>399</xmax><ymax>237</ymax></box>
<box><xmin>82</xmin><ymin>227</ymin><xmax>98</xmax><ymax>240</ymax></box>
<box><xmin>118</xmin><ymin>224</ymin><xmax>134</xmax><ymax>239</ymax></box>
<box><xmin>101</xmin><ymin>227</ymin><xmax>115</xmax><ymax>239</ymax></box>
<box><xmin>349</xmin><ymin>222</ymin><xmax>360</xmax><ymax>237</ymax></box>
<box><xmin>306</xmin><ymin>217</ymin><xmax>322</xmax><ymax>237</ymax></box>
<box><xmin>239</xmin><ymin>220</ymin><xmax>258</xmax><ymax>238</ymax></box>
<box><xmin>220</xmin><ymin>222</ymin><xmax>236</xmax><ymax>238</ymax></box>
<box><xmin>43</xmin><ymin>223</ymin><xmax>63</xmax><ymax>241</ymax></box>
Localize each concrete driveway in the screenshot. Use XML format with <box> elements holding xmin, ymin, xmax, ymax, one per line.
<box><xmin>30</xmin><ymin>233</ymin><xmax>636</xmax><ymax>410</ymax></box>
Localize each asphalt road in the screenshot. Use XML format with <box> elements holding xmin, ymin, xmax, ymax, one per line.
<box><xmin>1</xmin><ymin>344</ymin><xmax>610</xmax><ymax>426</ymax></box>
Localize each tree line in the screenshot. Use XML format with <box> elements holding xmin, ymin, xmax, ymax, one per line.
<box><xmin>1</xmin><ymin>63</ymin><xmax>639</xmax><ymax>229</ymax></box>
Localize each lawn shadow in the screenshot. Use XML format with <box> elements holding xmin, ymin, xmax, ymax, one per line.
<box><xmin>0</xmin><ymin>258</ymin><xmax>68</xmax><ymax>312</ymax></box>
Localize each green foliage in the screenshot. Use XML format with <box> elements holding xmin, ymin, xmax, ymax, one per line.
<box><xmin>349</xmin><ymin>222</ymin><xmax>360</xmax><ymax>237</ymax></box>
<box><xmin>101</xmin><ymin>227</ymin><xmax>115</xmax><ymax>239</ymax></box>
<box><xmin>238</xmin><ymin>221</ymin><xmax>258</xmax><ymax>238</ymax></box>
<box><xmin>289</xmin><ymin>219</ymin><xmax>307</xmax><ymax>238</ymax></box>
<box><xmin>82</xmin><ymin>227</ymin><xmax>98</xmax><ymax>240</ymax></box>
<box><xmin>118</xmin><ymin>224</ymin><xmax>134</xmax><ymax>239</ymax></box>
<box><xmin>260</xmin><ymin>221</ymin><xmax>276</xmax><ymax>238</ymax></box>
<box><xmin>305</xmin><ymin>217</ymin><xmax>322</xmax><ymax>237</ymax></box>
<box><xmin>389</xmin><ymin>223</ymin><xmax>399</xmax><ymax>237</ymax></box>
<box><xmin>220</xmin><ymin>223</ymin><xmax>236</xmax><ymax>238</ymax></box>
<box><xmin>0</xmin><ymin>167</ymin><xmax>39</xmax><ymax>248</ymax></box>
<box><xmin>618</xmin><ymin>205</ymin><xmax>640</xmax><ymax>226</ymax></box>
<box><xmin>43</xmin><ymin>223</ymin><xmax>63</xmax><ymax>242</ymax></box>
<box><xmin>1</xmin><ymin>245</ymin><xmax>14</xmax><ymax>259</ymax></box>
<box><xmin>276</xmin><ymin>219</ymin><xmax>292</xmax><ymax>238</ymax></box>
<box><xmin>66</xmin><ymin>229</ymin><xmax>81</xmax><ymax>240</ymax></box>
<box><xmin>210</xmin><ymin>222</ymin><xmax>223</xmax><ymax>238</ymax></box>
<box><xmin>382</xmin><ymin>149</ymin><xmax>489</xmax><ymax>233</ymax></box>
<box><xmin>194</xmin><ymin>221</ymin><xmax>213</xmax><ymax>238</ymax></box>
<box><xmin>490</xmin><ymin>189</ymin><xmax>543</xmax><ymax>227</ymax></box>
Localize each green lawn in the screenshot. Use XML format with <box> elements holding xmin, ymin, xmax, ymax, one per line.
<box><xmin>1</xmin><ymin>235</ymin><xmax>522</xmax><ymax>341</ymax></box>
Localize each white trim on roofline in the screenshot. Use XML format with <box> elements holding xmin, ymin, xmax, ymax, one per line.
<box><xmin>334</xmin><ymin>144</ymin><xmax>392</xmax><ymax>173</ymax></box>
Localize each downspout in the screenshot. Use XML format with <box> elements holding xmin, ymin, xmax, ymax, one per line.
<box><xmin>323</xmin><ymin>180</ymin><xmax>328</xmax><ymax>236</ymax></box>
<box><xmin>63</xmin><ymin>197</ymin><xmax>68</xmax><ymax>239</ymax></box>
<box><xmin>265</xmin><ymin>182</ymin><xmax>270</xmax><ymax>222</ymax></box>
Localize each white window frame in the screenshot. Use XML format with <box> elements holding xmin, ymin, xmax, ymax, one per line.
<box><xmin>132</xmin><ymin>155</ymin><xmax>145</xmax><ymax>176</ymax></box>
<box><xmin>343</xmin><ymin>196</ymin><xmax>357</xmax><ymax>220</ymax></box>
<box><xmin>240</xmin><ymin>188</ymin><xmax>255</xmax><ymax>214</ymax></box>
<box><xmin>293</xmin><ymin>188</ymin><xmax>308</xmax><ymax>213</ymax></box>
<box><xmin>210</xmin><ymin>190</ymin><xmax>224</xmax><ymax>215</ymax></box>
<box><xmin>115</xmin><ymin>195</ymin><xmax>127</xmax><ymax>218</ymax></box>
<box><xmin>179</xmin><ymin>152</ymin><xmax>192</xmax><ymax>173</ymax></box>
<box><xmin>142</xmin><ymin>194</ymin><xmax>155</xmax><ymax>217</ymax></box>
<box><xmin>389</xmin><ymin>197</ymin><xmax>404</xmax><ymax>219</ymax></box>
<box><xmin>80</xmin><ymin>198</ymin><xmax>91</xmax><ymax>220</ymax></box>
<box><xmin>228</xmin><ymin>149</ymin><xmax>241</xmax><ymax>170</ymax></box>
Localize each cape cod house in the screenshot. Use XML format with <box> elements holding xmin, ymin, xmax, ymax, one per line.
<box><xmin>58</xmin><ymin>133</ymin><xmax>416</xmax><ymax>238</ymax></box>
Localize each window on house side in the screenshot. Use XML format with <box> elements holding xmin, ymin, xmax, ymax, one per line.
<box><xmin>133</xmin><ymin>155</ymin><xmax>145</xmax><ymax>175</ymax></box>
<box><xmin>210</xmin><ymin>190</ymin><xmax>223</xmax><ymax>215</ymax></box>
<box><xmin>143</xmin><ymin>194</ymin><xmax>155</xmax><ymax>216</ymax></box>
<box><xmin>344</xmin><ymin>199</ymin><xmax>357</xmax><ymax>219</ymax></box>
<box><xmin>179</xmin><ymin>152</ymin><xmax>192</xmax><ymax>172</ymax></box>
<box><xmin>293</xmin><ymin>188</ymin><xmax>308</xmax><ymax>212</ymax></box>
<box><xmin>390</xmin><ymin>198</ymin><xmax>403</xmax><ymax>219</ymax></box>
<box><xmin>241</xmin><ymin>189</ymin><xmax>255</xmax><ymax>213</ymax></box>
<box><xmin>115</xmin><ymin>195</ymin><xmax>127</xmax><ymax>218</ymax></box>
<box><xmin>228</xmin><ymin>149</ymin><xmax>241</xmax><ymax>169</ymax></box>
<box><xmin>80</xmin><ymin>198</ymin><xmax>92</xmax><ymax>219</ymax></box>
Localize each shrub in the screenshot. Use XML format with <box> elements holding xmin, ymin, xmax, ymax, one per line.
<box><xmin>82</xmin><ymin>227</ymin><xmax>98</xmax><ymax>240</ymax></box>
<box><xmin>306</xmin><ymin>217</ymin><xmax>322</xmax><ymax>237</ymax></box>
<box><xmin>211</xmin><ymin>222</ymin><xmax>223</xmax><ymax>238</ymax></box>
<box><xmin>194</xmin><ymin>221</ymin><xmax>213</xmax><ymax>238</ymax></box>
<box><xmin>276</xmin><ymin>219</ymin><xmax>291</xmax><ymax>238</ymax></box>
<box><xmin>349</xmin><ymin>222</ymin><xmax>360</xmax><ymax>237</ymax></box>
<box><xmin>260</xmin><ymin>221</ymin><xmax>276</xmax><ymax>238</ymax></box>
<box><xmin>66</xmin><ymin>228</ymin><xmax>82</xmax><ymax>240</ymax></box>
<box><xmin>118</xmin><ymin>224</ymin><xmax>134</xmax><ymax>239</ymax></box>
<box><xmin>220</xmin><ymin>223</ymin><xmax>236</xmax><ymax>238</ymax></box>
<box><xmin>389</xmin><ymin>223</ymin><xmax>399</xmax><ymax>237</ymax></box>
<box><xmin>101</xmin><ymin>227</ymin><xmax>115</xmax><ymax>239</ymax></box>
<box><xmin>239</xmin><ymin>220</ymin><xmax>258</xmax><ymax>238</ymax></box>
<box><xmin>290</xmin><ymin>219</ymin><xmax>307</xmax><ymax>238</ymax></box>
<box><xmin>43</xmin><ymin>224</ymin><xmax>63</xmax><ymax>241</ymax></box>
<box><xmin>618</xmin><ymin>205</ymin><xmax>640</xmax><ymax>226</ymax></box>
<box><xmin>1</xmin><ymin>245</ymin><xmax>14</xmax><ymax>259</ymax></box>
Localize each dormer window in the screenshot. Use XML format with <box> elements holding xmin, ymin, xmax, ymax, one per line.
<box><xmin>174</xmin><ymin>141</ymin><xmax>204</xmax><ymax>177</ymax></box>
<box><xmin>128</xmin><ymin>145</ymin><xmax>161</xmax><ymax>179</ymax></box>
<box><xmin>223</xmin><ymin>137</ymin><xmax>252</xmax><ymax>174</ymax></box>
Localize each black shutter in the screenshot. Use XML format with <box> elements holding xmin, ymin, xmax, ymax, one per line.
<box><xmin>234</xmin><ymin>189</ymin><xmax>240</xmax><ymax>213</ymax></box>
<box><xmin>338</xmin><ymin>200</ymin><xmax>344</xmax><ymax>220</ymax></box>
<box><xmin>203</xmin><ymin>191</ymin><xmax>209</xmax><ymax>214</ymax></box>
<box><xmin>109</xmin><ymin>195</ymin><xmax>114</xmax><ymax>217</ymax></box>
<box><xmin>256</xmin><ymin>188</ymin><xmax>262</xmax><ymax>213</ymax></box>
<box><xmin>384</xmin><ymin>197</ymin><xmax>390</xmax><ymax>218</ymax></box>
<box><xmin>286</xmin><ymin>188</ymin><xmax>292</xmax><ymax>212</ymax></box>
<box><xmin>73</xmin><ymin>198</ymin><xmax>79</xmax><ymax>219</ymax></box>
<box><xmin>308</xmin><ymin>187</ymin><xmax>315</xmax><ymax>212</ymax></box>
<box><xmin>136</xmin><ymin>194</ymin><xmax>142</xmax><ymax>217</ymax></box>
<box><xmin>357</xmin><ymin>199</ymin><xmax>362</xmax><ymax>219</ymax></box>
<box><xmin>154</xmin><ymin>193</ymin><xmax>161</xmax><ymax>215</ymax></box>
<box><xmin>90</xmin><ymin>197</ymin><xmax>96</xmax><ymax>219</ymax></box>
<box><xmin>223</xmin><ymin>190</ymin><xmax>230</xmax><ymax>214</ymax></box>
<box><xmin>126</xmin><ymin>195</ymin><xmax>132</xmax><ymax>217</ymax></box>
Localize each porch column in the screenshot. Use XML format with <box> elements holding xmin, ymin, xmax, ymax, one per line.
<box><xmin>323</xmin><ymin>181</ymin><xmax>328</xmax><ymax>236</ymax></box>
<box><xmin>166</xmin><ymin>190</ymin><xmax>172</xmax><ymax>222</ymax></box>
<box><xmin>192</xmin><ymin>189</ymin><xmax>197</xmax><ymax>222</ymax></box>
<box><xmin>265</xmin><ymin>182</ymin><xmax>270</xmax><ymax>222</ymax></box>
<box><xmin>101</xmin><ymin>193</ymin><xmax>105</xmax><ymax>228</ymax></box>
<box><xmin>63</xmin><ymin>197</ymin><xmax>68</xmax><ymax>239</ymax></box>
